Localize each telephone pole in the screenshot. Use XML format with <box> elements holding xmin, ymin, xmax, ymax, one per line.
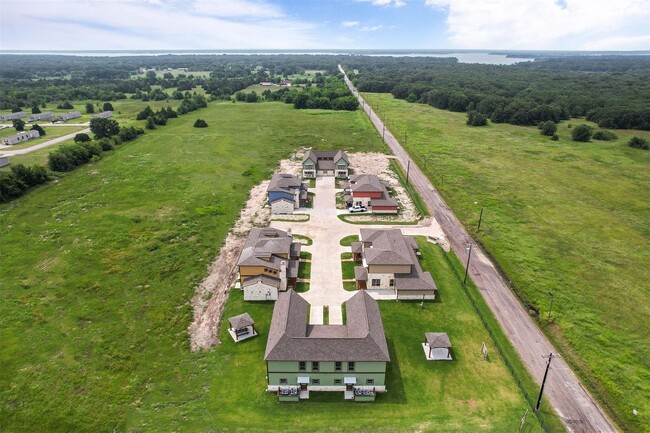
<box><xmin>536</xmin><ymin>353</ymin><xmax>560</xmax><ymax>411</ymax></box>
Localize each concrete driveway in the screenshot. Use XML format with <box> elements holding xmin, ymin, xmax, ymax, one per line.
<box><xmin>271</xmin><ymin>176</ymin><xmax>447</xmax><ymax>325</ymax></box>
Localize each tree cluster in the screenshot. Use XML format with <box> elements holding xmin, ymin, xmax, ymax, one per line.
<box><xmin>0</xmin><ymin>164</ymin><xmax>50</xmax><ymax>203</ymax></box>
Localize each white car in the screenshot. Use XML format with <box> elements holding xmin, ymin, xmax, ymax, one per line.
<box><xmin>348</xmin><ymin>205</ymin><xmax>367</xmax><ymax>213</ymax></box>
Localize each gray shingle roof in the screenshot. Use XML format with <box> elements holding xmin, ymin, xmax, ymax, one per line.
<box><xmin>425</xmin><ymin>332</ymin><xmax>451</xmax><ymax>348</ymax></box>
<box><xmin>302</xmin><ymin>150</ymin><xmax>349</xmax><ymax>171</ymax></box>
<box><xmin>229</xmin><ymin>312</ymin><xmax>255</xmax><ymax>330</ymax></box>
<box><xmin>264</xmin><ymin>290</ymin><xmax>390</xmax><ymax>362</ymax></box>
<box><xmin>237</xmin><ymin>228</ymin><xmax>296</xmax><ymax>269</ymax></box>
<box><xmin>242</xmin><ymin>275</ymin><xmax>280</xmax><ymax>288</ymax></box>
<box><xmin>354</xmin><ymin>266</ymin><xmax>368</xmax><ymax>281</ymax></box>
<box><xmin>267</xmin><ymin>173</ymin><xmax>304</xmax><ymax>193</ymax></box>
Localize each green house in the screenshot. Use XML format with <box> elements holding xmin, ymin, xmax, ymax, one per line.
<box><xmin>264</xmin><ymin>290</ymin><xmax>390</xmax><ymax>402</ymax></box>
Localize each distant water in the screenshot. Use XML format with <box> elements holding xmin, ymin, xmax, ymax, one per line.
<box><xmin>0</xmin><ymin>50</ymin><xmax>533</xmax><ymax>65</ymax></box>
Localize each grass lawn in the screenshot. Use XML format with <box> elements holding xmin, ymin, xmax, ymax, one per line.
<box><xmin>293</xmin><ymin>234</ymin><xmax>313</xmax><ymax>246</ymax></box>
<box><xmin>294</xmin><ymin>282</ymin><xmax>310</xmax><ymax>293</ymax></box>
<box><xmin>299</xmin><ymin>251</ymin><xmax>312</xmax><ymax>260</ymax></box>
<box><xmin>362</xmin><ymin>92</ymin><xmax>650</xmax><ymax>433</ymax></box>
<box><xmin>341</xmin><ymin>258</ymin><xmax>356</xmax><ymax>280</ymax></box>
<box><xmin>0</xmin><ymin>101</ymin><xmax>386</xmax><ymax>432</ymax></box>
<box><xmin>339</xmin><ymin>234</ymin><xmax>359</xmax><ymax>246</ymax></box>
<box><xmin>343</xmin><ymin>281</ymin><xmax>357</xmax><ymax>291</ymax></box>
<box><xmin>297</xmin><ymin>261</ymin><xmax>311</xmax><ymax>280</ymax></box>
<box><xmin>127</xmin><ymin>239</ymin><xmax>559</xmax><ymax>432</ymax></box>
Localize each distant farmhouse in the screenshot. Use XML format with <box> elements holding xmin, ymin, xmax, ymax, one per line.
<box><xmin>280</xmin><ymin>80</ymin><xmax>292</xmax><ymax>87</ymax></box>
<box><xmin>352</xmin><ymin>229</ymin><xmax>437</xmax><ymax>299</ymax></box>
<box><xmin>92</xmin><ymin>111</ymin><xmax>113</xmax><ymax>119</ymax></box>
<box><xmin>264</xmin><ymin>290</ymin><xmax>390</xmax><ymax>402</ymax></box>
<box><xmin>237</xmin><ymin>228</ymin><xmax>301</xmax><ymax>301</ymax></box>
<box><xmin>267</xmin><ymin>173</ymin><xmax>308</xmax><ymax>215</ymax></box>
<box><xmin>55</xmin><ymin>111</ymin><xmax>81</xmax><ymax>122</ymax></box>
<box><xmin>28</xmin><ymin>112</ymin><xmax>53</xmax><ymax>122</ymax></box>
<box><xmin>0</xmin><ymin>111</ymin><xmax>27</xmax><ymax>122</ymax></box>
<box><xmin>302</xmin><ymin>150</ymin><xmax>349</xmax><ymax>178</ymax></box>
<box><xmin>346</xmin><ymin>174</ymin><xmax>398</xmax><ymax>214</ymax></box>
<box><xmin>2</xmin><ymin>130</ymin><xmax>40</xmax><ymax>146</ymax></box>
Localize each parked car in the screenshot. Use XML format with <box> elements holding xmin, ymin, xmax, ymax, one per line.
<box><xmin>348</xmin><ymin>205</ymin><xmax>367</xmax><ymax>213</ymax></box>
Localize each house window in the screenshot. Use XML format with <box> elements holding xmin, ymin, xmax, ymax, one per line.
<box><xmin>335</xmin><ymin>361</ymin><xmax>342</xmax><ymax>372</ymax></box>
<box><xmin>348</xmin><ymin>362</ymin><xmax>355</xmax><ymax>372</ymax></box>
<box><xmin>389</xmin><ymin>279</ymin><xmax>395</xmax><ymax>287</ymax></box>
<box><xmin>371</xmin><ymin>279</ymin><xmax>380</xmax><ymax>287</ymax></box>
<box><xmin>280</xmin><ymin>378</ymin><xmax>288</xmax><ymax>385</ymax></box>
<box><xmin>311</xmin><ymin>378</ymin><xmax>320</xmax><ymax>385</ymax></box>
<box><xmin>337</xmin><ymin>164</ymin><xmax>346</xmax><ymax>170</ymax></box>
<box><xmin>366</xmin><ymin>379</ymin><xmax>374</xmax><ymax>385</ymax></box>
<box><xmin>312</xmin><ymin>361</ymin><xmax>319</xmax><ymax>372</ymax></box>
<box><xmin>334</xmin><ymin>379</ymin><xmax>342</xmax><ymax>385</ymax></box>
<box><xmin>299</xmin><ymin>361</ymin><xmax>306</xmax><ymax>372</ymax></box>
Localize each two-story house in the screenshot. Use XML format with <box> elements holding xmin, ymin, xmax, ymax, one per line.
<box><xmin>267</xmin><ymin>173</ymin><xmax>308</xmax><ymax>215</ymax></box>
<box><xmin>237</xmin><ymin>228</ymin><xmax>301</xmax><ymax>301</ymax></box>
<box><xmin>302</xmin><ymin>150</ymin><xmax>349</xmax><ymax>178</ymax></box>
<box><xmin>346</xmin><ymin>174</ymin><xmax>398</xmax><ymax>213</ymax></box>
<box><xmin>351</xmin><ymin>229</ymin><xmax>437</xmax><ymax>300</ymax></box>
<box><xmin>265</xmin><ymin>289</ymin><xmax>390</xmax><ymax>402</ymax></box>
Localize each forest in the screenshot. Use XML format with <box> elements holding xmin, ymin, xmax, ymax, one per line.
<box><xmin>347</xmin><ymin>55</ymin><xmax>650</xmax><ymax>130</ymax></box>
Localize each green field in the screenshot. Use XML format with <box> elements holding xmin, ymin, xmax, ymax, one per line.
<box><xmin>0</xmin><ymin>101</ymin><xmax>387</xmax><ymax>432</ymax></box>
<box><xmin>362</xmin><ymin>93</ymin><xmax>650</xmax><ymax>433</ymax></box>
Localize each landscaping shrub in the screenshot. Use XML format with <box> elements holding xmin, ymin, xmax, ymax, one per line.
<box><xmin>74</xmin><ymin>132</ymin><xmax>91</xmax><ymax>143</ymax></box>
<box><xmin>194</xmin><ymin>119</ymin><xmax>208</xmax><ymax>128</ymax></box>
<box><xmin>538</xmin><ymin>120</ymin><xmax>557</xmax><ymax>136</ymax></box>
<box><xmin>628</xmin><ymin>136</ymin><xmax>649</xmax><ymax>150</ymax></box>
<box><xmin>571</xmin><ymin>124</ymin><xmax>593</xmax><ymax>142</ymax></box>
<box><xmin>592</xmin><ymin>130</ymin><xmax>618</xmax><ymax>141</ymax></box>
<box><xmin>467</xmin><ymin>110</ymin><xmax>488</xmax><ymax>126</ymax></box>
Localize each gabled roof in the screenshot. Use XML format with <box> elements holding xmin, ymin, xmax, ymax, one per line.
<box><xmin>237</xmin><ymin>228</ymin><xmax>295</xmax><ymax>268</ymax></box>
<box><xmin>302</xmin><ymin>150</ymin><xmax>349</xmax><ymax>169</ymax></box>
<box><xmin>228</xmin><ymin>312</ymin><xmax>255</xmax><ymax>329</ymax></box>
<box><xmin>360</xmin><ymin>229</ymin><xmax>413</xmax><ymax>266</ymax></box>
<box><xmin>264</xmin><ymin>290</ymin><xmax>390</xmax><ymax>362</ymax></box>
<box><xmin>425</xmin><ymin>332</ymin><xmax>451</xmax><ymax>348</ymax></box>
<box><xmin>349</xmin><ymin>174</ymin><xmax>385</xmax><ymax>193</ymax></box>
<box><xmin>268</xmin><ymin>173</ymin><xmax>303</xmax><ymax>193</ymax></box>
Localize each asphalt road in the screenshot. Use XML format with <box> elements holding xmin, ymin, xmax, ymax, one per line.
<box><xmin>339</xmin><ymin>65</ymin><xmax>618</xmax><ymax>433</ymax></box>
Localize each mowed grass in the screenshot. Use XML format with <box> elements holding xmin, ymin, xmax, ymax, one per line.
<box><xmin>125</xmin><ymin>239</ymin><xmax>557</xmax><ymax>432</ymax></box>
<box><xmin>0</xmin><ymin>101</ymin><xmax>386</xmax><ymax>432</ymax></box>
<box><xmin>363</xmin><ymin>93</ymin><xmax>650</xmax><ymax>432</ymax></box>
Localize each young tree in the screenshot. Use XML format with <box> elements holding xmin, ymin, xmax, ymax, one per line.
<box><xmin>85</xmin><ymin>102</ymin><xmax>95</xmax><ymax>114</ymax></box>
<box><xmin>31</xmin><ymin>106</ymin><xmax>41</xmax><ymax>114</ymax></box>
<box><xmin>30</xmin><ymin>124</ymin><xmax>46</xmax><ymax>136</ymax></box>
<box><xmin>12</xmin><ymin>119</ymin><xmax>25</xmax><ymax>131</ymax></box>
<box><xmin>571</xmin><ymin>124</ymin><xmax>593</xmax><ymax>142</ymax></box>
<box><xmin>57</xmin><ymin>101</ymin><xmax>74</xmax><ymax>109</ymax></box>
<box><xmin>89</xmin><ymin>117</ymin><xmax>120</xmax><ymax>139</ymax></box>
<box><xmin>538</xmin><ymin>120</ymin><xmax>557</xmax><ymax>136</ymax></box>
<box><xmin>466</xmin><ymin>110</ymin><xmax>488</xmax><ymax>126</ymax></box>
<box><xmin>193</xmin><ymin>119</ymin><xmax>208</xmax><ymax>128</ymax></box>
<box><xmin>74</xmin><ymin>132</ymin><xmax>91</xmax><ymax>143</ymax></box>
<box><xmin>628</xmin><ymin>136</ymin><xmax>649</xmax><ymax>150</ymax></box>
<box><xmin>145</xmin><ymin>116</ymin><xmax>156</xmax><ymax>130</ymax></box>
<box><xmin>102</xmin><ymin>102</ymin><xmax>114</xmax><ymax>112</ymax></box>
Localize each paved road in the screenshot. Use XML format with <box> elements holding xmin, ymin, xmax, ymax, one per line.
<box><xmin>0</xmin><ymin>128</ymin><xmax>90</xmax><ymax>156</ymax></box>
<box><xmin>339</xmin><ymin>65</ymin><xmax>618</xmax><ymax>433</ymax></box>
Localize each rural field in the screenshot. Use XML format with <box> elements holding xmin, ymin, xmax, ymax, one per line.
<box><xmin>0</xmin><ymin>99</ymin><xmax>561</xmax><ymax>432</ymax></box>
<box><xmin>362</xmin><ymin>93</ymin><xmax>650</xmax><ymax>432</ymax></box>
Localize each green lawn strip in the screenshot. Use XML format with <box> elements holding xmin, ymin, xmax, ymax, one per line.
<box><xmin>294</xmin><ymin>282</ymin><xmax>310</xmax><ymax>293</ymax></box>
<box><xmin>343</xmin><ymin>281</ymin><xmax>357</xmax><ymax>291</ymax></box>
<box><xmin>308</xmin><ymin>178</ymin><xmax>316</xmax><ymax>188</ymax></box>
<box><xmin>341</xmin><ymin>252</ymin><xmax>352</xmax><ymax>260</ymax></box>
<box><xmin>363</xmin><ymin>92</ymin><xmax>650</xmax><ymax>433</ymax></box>
<box><xmin>341</xmin><ymin>259</ymin><xmax>356</xmax><ymax>280</ymax></box>
<box><xmin>0</xmin><ymin>101</ymin><xmax>386</xmax><ymax>432</ymax></box>
<box><xmin>323</xmin><ymin>306</ymin><xmax>329</xmax><ymax>325</ymax></box>
<box><xmin>339</xmin><ymin>234</ymin><xmax>359</xmax><ymax>246</ymax></box>
<box><xmin>293</xmin><ymin>234</ymin><xmax>313</xmax><ymax>246</ymax></box>
<box><xmin>297</xmin><ymin>261</ymin><xmax>311</xmax><ymax>280</ymax></box>
<box><xmin>143</xmin><ymin>240</ymin><xmax>551</xmax><ymax>432</ymax></box>
<box><xmin>389</xmin><ymin>159</ymin><xmax>430</xmax><ymax>216</ymax></box>
<box><xmin>300</xmin><ymin>251</ymin><xmax>312</xmax><ymax>260</ymax></box>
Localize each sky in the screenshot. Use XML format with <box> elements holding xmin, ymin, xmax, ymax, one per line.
<box><xmin>1</xmin><ymin>0</ymin><xmax>649</xmax><ymax>51</ymax></box>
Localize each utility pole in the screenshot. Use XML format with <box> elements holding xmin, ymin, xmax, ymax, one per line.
<box><xmin>406</xmin><ymin>160</ymin><xmax>411</xmax><ymax>185</ymax></box>
<box><xmin>463</xmin><ymin>244</ymin><xmax>473</xmax><ymax>285</ymax></box>
<box><xmin>477</xmin><ymin>207</ymin><xmax>484</xmax><ymax>230</ymax></box>
<box><xmin>536</xmin><ymin>353</ymin><xmax>560</xmax><ymax>411</ymax></box>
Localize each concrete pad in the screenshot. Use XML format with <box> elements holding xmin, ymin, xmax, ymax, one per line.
<box><xmin>309</xmin><ymin>305</ymin><xmax>323</xmax><ymax>325</ymax></box>
<box><xmin>328</xmin><ymin>305</ymin><xmax>343</xmax><ymax>325</ymax></box>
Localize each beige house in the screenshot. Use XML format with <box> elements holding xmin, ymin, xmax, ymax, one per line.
<box><xmin>302</xmin><ymin>150</ymin><xmax>349</xmax><ymax>178</ymax></box>
<box><xmin>352</xmin><ymin>229</ymin><xmax>437</xmax><ymax>300</ymax></box>
<box><xmin>237</xmin><ymin>228</ymin><xmax>301</xmax><ymax>301</ymax></box>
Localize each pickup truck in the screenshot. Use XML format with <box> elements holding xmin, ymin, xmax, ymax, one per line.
<box><xmin>348</xmin><ymin>205</ymin><xmax>367</xmax><ymax>213</ymax></box>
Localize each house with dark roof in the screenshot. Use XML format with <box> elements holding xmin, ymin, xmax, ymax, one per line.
<box><xmin>302</xmin><ymin>150</ymin><xmax>349</xmax><ymax>178</ymax></box>
<box><xmin>237</xmin><ymin>228</ymin><xmax>301</xmax><ymax>301</ymax></box>
<box><xmin>267</xmin><ymin>173</ymin><xmax>308</xmax><ymax>215</ymax></box>
<box><xmin>346</xmin><ymin>174</ymin><xmax>398</xmax><ymax>214</ymax></box>
<box><xmin>265</xmin><ymin>290</ymin><xmax>389</xmax><ymax>401</ymax></box>
<box><xmin>351</xmin><ymin>229</ymin><xmax>437</xmax><ymax>300</ymax></box>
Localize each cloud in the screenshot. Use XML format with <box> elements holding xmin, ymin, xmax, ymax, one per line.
<box><xmin>341</xmin><ymin>21</ymin><xmax>360</xmax><ymax>27</ymax></box>
<box><xmin>0</xmin><ymin>0</ymin><xmax>320</xmax><ymax>50</ymax></box>
<box><xmin>424</xmin><ymin>0</ymin><xmax>650</xmax><ymax>50</ymax></box>
<box><xmin>356</xmin><ymin>0</ymin><xmax>407</xmax><ymax>8</ymax></box>
<box><xmin>583</xmin><ymin>35</ymin><xmax>650</xmax><ymax>51</ymax></box>
<box><xmin>360</xmin><ymin>25</ymin><xmax>384</xmax><ymax>31</ymax></box>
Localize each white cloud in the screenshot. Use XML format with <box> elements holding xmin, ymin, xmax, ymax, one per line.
<box><xmin>424</xmin><ymin>0</ymin><xmax>650</xmax><ymax>50</ymax></box>
<box><xmin>360</xmin><ymin>25</ymin><xmax>384</xmax><ymax>31</ymax></box>
<box><xmin>0</xmin><ymin>0</ymin><xmax>320</xmax><ymax>50</ymax></box>
<box><xmin>583</xmin><ymin>35</ymin><xmax>650</xmax><ymax>51</ymax></box>
<box><xmin>356</xmin><ymin>0</ymin><xmax>407</xmax><ymax>8</ymax></box>
<box><xmin>341</xmin><ymin>21</ymin><xmax>360</xmax><ymax>27</ymax></box>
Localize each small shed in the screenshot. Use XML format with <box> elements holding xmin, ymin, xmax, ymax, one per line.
<box><xmin>227</xmin><ymin>312</ymin><xmax>257</xmax><ymax>342</ymax></box>
<box><xmin>423</xmin><ymin>332</ymin><xmax>453</xmax><ymax>360</ymax></box>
